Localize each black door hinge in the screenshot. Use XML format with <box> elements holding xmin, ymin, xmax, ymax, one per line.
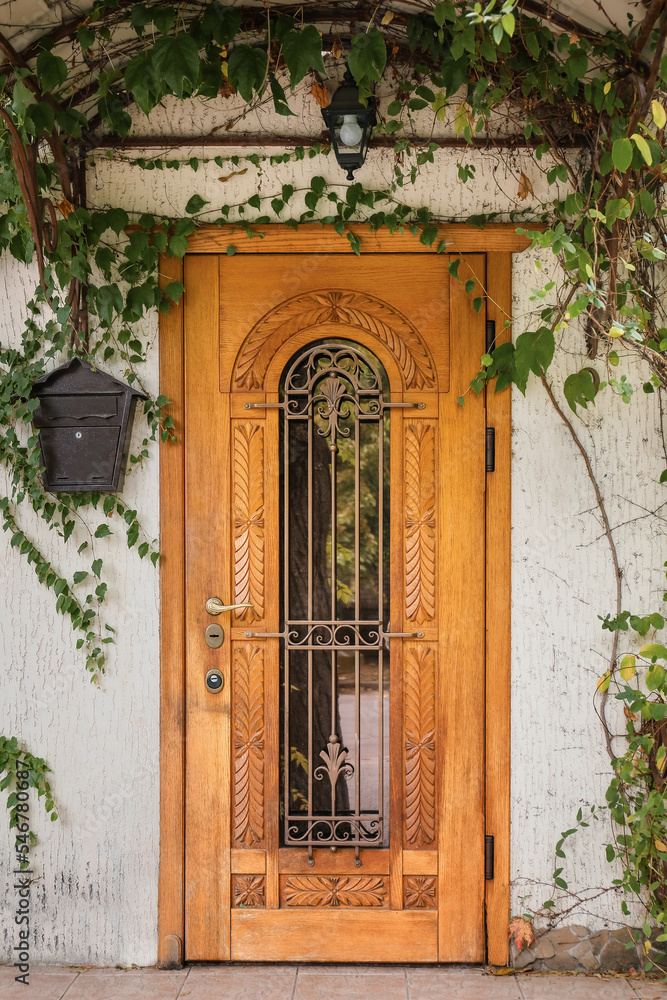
<box><xmin>486</xmin><ymin>427</ymin><xmax>495</xmax><ymax>473</ymax></box>
<box><xmin>485</xmin><ymin>835</ymin><xmax>495</xmax><ymax>880</ymax></box>
<box><xmin>486</xmin><ymin>319</ymin><xmax>496</xmax><ymax>354</ymax></box>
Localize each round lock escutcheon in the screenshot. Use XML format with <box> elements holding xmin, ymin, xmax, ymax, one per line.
<box><xmin>205</xmin><ymin>669</ymin><xmax>224</xmax><ymax>693</ymax></box>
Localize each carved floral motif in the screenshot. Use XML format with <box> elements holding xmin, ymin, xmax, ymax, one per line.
<box><xmin>404</xmin><ymin>644</ymin><xmax>436</xmax><ymax>847</ymax></box>
<box><xmin>234</xmin><ymin>290</ymin><xmax>436</xmax><ymax>391</ymax></box>
<box><xmin>233</xmin><ymin>422</ymin><xmax>264</xmax><ymax>622</ymax></box>
<box><xmin>405</xmin><ymin>422</ymin><xmax>436</xmax><ymax>623</ymax></box>
<box><xmin>284</xmin><ymin>875</ymin><xmax>386</xmax><ymax>907</ymax></box>
<box><xmin>233</xmin><ymin>644</ymin><xmax>265</xmax><ymax>846</ymax></box>
<box><xmin>234</xmin><ymin>874</ymin><xmax>265</xmax><ymax>908</ymax></box>
<box><xmin>404</xmin><ymin>876</ymin><xmax>437</xmax><ymax>909</ymax></box>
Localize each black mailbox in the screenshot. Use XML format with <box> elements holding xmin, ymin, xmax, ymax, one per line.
<box><xmin>29</xmin><ymin>358</ymin><xmax>147</xmax><ymax>493</ymax></box>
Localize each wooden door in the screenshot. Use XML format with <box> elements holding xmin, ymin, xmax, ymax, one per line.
<box><xmin>183</xmin><ymin>251</ymin><xmax>487</xmax><ymax>963</ymax></box>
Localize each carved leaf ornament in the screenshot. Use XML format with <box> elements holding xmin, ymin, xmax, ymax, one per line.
<box><xmin>233</xmin><ymin>644</ymin><xmax>265</xmax><ymax>846</ymax></box>
<box><xmin>284</xmin><ymin>875</ymin><xmax>386</xmax><ymax>907</ymax></box>
<box><xmin>404</xmin><ymin>644</ymin><xmax>436</xmax><ymax>847</ymax></box>
<box><xmin>233</xmin><ymin>423</ymin><xmax>264</xmax><ymax>622</ymax></box>
<box><xmin>234</xmin><ymin>290</ymin><xmax>436</xmax><ymax>391</ymax></box>
<box><xmin>405</xmin><ymin>422</ymin><xmax>436</xmax><ymax>623</ymax></box>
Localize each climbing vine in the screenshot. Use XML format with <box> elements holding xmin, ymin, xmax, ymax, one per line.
<box><xmin>3</xmin><ymin>0</ymin><xmax>667</xmax><ymax>962</ymax></box>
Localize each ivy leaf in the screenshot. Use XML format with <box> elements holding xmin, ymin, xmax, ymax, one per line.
<box><xmin>611</xmin><ymin>137</ymin><xmax>633</xmax><ymax>173</ymax></box>
<box><xmin>94</xmin><ymin>525</ymin><xmax>112</xmax><ymax>539</ymax></box>
<box><xmin>513</xmin><ymin>327</ymin><xmax>555</xmax><ymax>391</ymax></box>
<box><xmin>348</xmin><ymin>28</ymin><xmax>387</xmax><ymax>84</ymax></box>
<box><xmin>130</xmin><ymin>3</ymin><xmax>153</xmax><ymax>37</ymax></box>
<box><xmin>77</xmin><ymin>26</ymin><xmax>96</xmax><ymax>52</ymax></box>
<box><xmin>185</xmin><ymin>193</ymin><xmax>209</xmax><ymax>214</ymax></box>
<box><xmin>201</xmin><ymin>2</ymin><xmax>241</xmax><ymax>45</ymax></box>
<box><xmin>36</xmin><ymin>49</ymin><xmax>68</xmax><ymax>91</ymax></box>
<box><xmin>97</xmin><ymin>93</ymin><xmax>132</xmax><ymax>138</ymax></box>
<box><xmin>25</xmin><ymin>102</ymin><xmax>55</xmax><ymax>137</ymax></box>
<box><xmin>73</xmin><ymin>571</ymin><xmax>88</xmax><ymax>585</ymax></box>
<box><xmin>153</xmin><ymin>6</ymin><xmax>175</xmax><ymax>35</ymax></box>
<box><xmin>106</xmin><ymin>207</ymin><xmax>129</xmax><ymax>235</ymax></box>
<box><xmin>269</xmin><ymin>75</ymin><xmax>296</xmax><ymax>116</ymax></box>
<box><xmin>282</xmin><ymin>25</ymin><xmax>326</xmax><ymax>87</ymax></box>
<box><xmin>164</xmin><ymin>281</ymin><xmax>185</xmax><ymax>303</ymax></box>
<box><xmin>228</xmin><ymin>45</ymin><xmax>268</xmax><ymax>103</ymax></box>
<box><xmin>125</xmin><ymin>51</ymin><xmax>161</xmax><ymax>115</ymax></box>
<box><xmin>152</xmin><ymin>33</ymin><xmax>201</xmax><ymax>98</ymax></box>
<box><xmin>564</xmin><ymin>368</ymin><xmax>598</xmax><ymax>413</ymax></box>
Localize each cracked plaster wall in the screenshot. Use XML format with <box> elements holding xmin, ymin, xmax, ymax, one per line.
<box><xmin>0</xmin><ymin>92</ymin><xmax>665</xmax><ymax>963</ymax></box>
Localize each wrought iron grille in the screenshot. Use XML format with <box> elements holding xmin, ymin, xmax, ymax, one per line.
<box><xmin>280</xmin><ymin>341</ymin><xmax>390</xmax><ymax>865</ymax></box>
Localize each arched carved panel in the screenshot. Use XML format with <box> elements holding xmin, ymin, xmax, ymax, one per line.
<box><xmin>233</xmin><ymin>289</ymin><xmax>436</xmax><ymax>391</ymax></box>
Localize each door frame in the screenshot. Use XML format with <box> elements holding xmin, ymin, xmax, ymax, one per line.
<box><xmin>156</xmin><ymin>223</ymin><xmax>521</xmax><ymax>969</ymax></box>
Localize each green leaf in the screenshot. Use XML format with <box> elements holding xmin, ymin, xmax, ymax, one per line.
<box><xmin>94</xmin><ymin>524</ymin><xmax>112</xmax><ymax>538</ymax></box>
<box><xmin>36</xmin><ymin>49</ymin><xmax>68</xmax><ymax>91</ymax></box>
<box><xmin>25</xmin><ymin>102</ymin><xmax>55</xmax><ymax>137</ymax></box>
<box><xmin>631</xmin><ymin>133</ymin><xmax>652</xmax><ymax>166</ymax></box>
<box><xmin>611</xmin><ymin>137</ymin><xmax>633</xmax><ymax>173</ymax></box>
<box><xmin>106</xmin><ymin>207</ymin><xmax>130</xmax><ymax>235</ymax></box>
<box><xmin>152</xmin><ymin>33</ymin><xmax>201</xmax><ymax>98</ymax></box>
<box><xmin>77</xmin><ymin>26</ymin><xmax>96</xmax><ymax>52</ymax></box>
<box><xmin>164</xmin><ymin>281</ymin><xmax>185</xmax><ymax>303</ymax></box>
<box><xmin>92</xmin><ymin>559</ymin><xmax>103</xmax><ymax>578</ymax></box>
<box><xmin>124</xmin><ymin>51</ymin><xmax>161</xmax><ymax>116</ymax></box>
<box><xmin>448</xmin><ymin>258</ymin><xmax>461</xmax><ymax>280</ymax></box>
<box><xmin>73</xmin><ymin>571</ymin><xmax>88</xmax><ymax>585</ymax></box>
<box><xmin>228</xmin><ymin>45</ymin><xmax>268</xmax><ymax>103</ymax></box>
<box><xmin>563</xmin><ymin>368</ymin><xmax>597</xmax><ymax>413</ymax></box>
<box><xmin>269</xmin><ymin>75</ymin><xmax>295</xmax><ymax>116</ymax></box>
<box><xmin>501</xmin><ymin>12</ymin><xmax>515</xmax><ymax>36</ymax></box>
<box><xmin>348</xmin><ymin>27</ymin><xmax>387</xmax><ymax>84</ymax></box>
<box><xmin>514</xmin><ymin>328</ymin><xmax>555</xmax><ymax>390</ymax></box>
<box><xmin>201</xmin><ymin>3</ymin><xmax>241</xmax><ymax>45</ymax></box>
<box><xmin>185</xmin><ymin>193</ymin><xmax>209</xmax><ymax>214</ymax></box>
<box><xmin>640</xmin><ymin>643</ymin><xmax>667</xmax><ymax>660</ymax></box>
<box><xmin>282</xmin><ymin>25</ymin><xmax>326</xmax><ymax>87</ymax></box>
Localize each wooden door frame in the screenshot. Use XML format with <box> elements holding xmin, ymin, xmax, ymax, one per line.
<box><xmin>157</xmin><ymin>223</ymin><xmax>520</xmax><ymax>969</ymax></box>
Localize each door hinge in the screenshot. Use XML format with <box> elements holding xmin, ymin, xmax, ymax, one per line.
<box><xmin>486</xmin><ymin>427</ymin><xmax>495</xmax><ymax>473</ymax></box>
<box><xmin>485</xmin><ymin>835</ymin><xmax>495</xmax><ymax>880</ymax></box>
<box><xmin>486</xmin><ymin>319</ymin><xmax>496</xmax><ymax>354</ymax></box>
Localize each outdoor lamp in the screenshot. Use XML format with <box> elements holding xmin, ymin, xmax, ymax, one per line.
<box><xmin>321</xmin><ymin>66</ymin><xmax>377</xmax><ymax>181</ymax></box>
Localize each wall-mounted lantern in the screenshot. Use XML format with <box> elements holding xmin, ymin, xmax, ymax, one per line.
<box><xmin>28</xmin><ymin>358</ymin><xmax>146</xmax><ymax>493</ymax></box>
<box><xmin>321</xmin><ymin>66</ymin><xmax>377</xmax><ymax>181</ymax></box>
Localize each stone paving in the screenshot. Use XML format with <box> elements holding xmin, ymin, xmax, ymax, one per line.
<box><xmin>1</xmin><ymin>965</ymin><xmax>667</xmax><ymax>1000</ymax></box>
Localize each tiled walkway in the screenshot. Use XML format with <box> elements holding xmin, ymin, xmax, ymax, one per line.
<box><xmin>1</xmin><ymin>965</ymin><xmax>667</xmax><ymax>1000</ymax></box>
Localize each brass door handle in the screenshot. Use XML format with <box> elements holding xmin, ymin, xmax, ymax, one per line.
<box><xmin>205</xmin><ymin>597</ymin><xmax>254</xmax><ymax>616</ymax></box>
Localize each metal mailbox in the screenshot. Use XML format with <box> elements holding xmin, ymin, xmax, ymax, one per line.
<box><xmin>29</xmin><ymin>358</ymin><xmax>147</xmax><ymax>493</ymax></box>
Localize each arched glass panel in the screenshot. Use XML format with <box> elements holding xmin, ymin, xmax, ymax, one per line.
<box><xmin>280</xmin><ymin>340</ymin><xmax>390</xmax><ymax>861</ymax></box>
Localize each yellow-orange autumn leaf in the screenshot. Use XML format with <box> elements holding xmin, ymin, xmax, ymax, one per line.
<box><xmin>381</xmin><ymin>11</ymin><xmax>395</xmax><ymax>24</ymax></box>
<box><xmin>517</xmin><ymin>171</ymin><xmax>534</xmax><ymax>201</ymax></box>
<box><xmin>332</xmin><ymin>39</ymin><xmax>343</xmax><ymax>60</ymax></box>
<box><xmin>58</xmin><ymin>197</ymin><xmax>74</xmax><ymax>218</ymax></box>
<box><xmin>655</xmin><ymin>839</ymin><xmax>667</xmax><ymax>852</ymax></box>
<box><xmin>597</xmin><ymin>670</ymin><xmax>611</xmax><ymax>692</ymax></box>
<box><xmin>508</xmin><ymin>916</ymin><xmax>535</xmax><ymax>952</ymax></box>
<box><xmin>620</xmin><ymin>655</ymin><xmax>636</xmax><ymax>681</ymax></box>
<box><xmin>309</xmin><ymin>82</ymin><xmax>330</xmax><ymax>109</ymax></box>
<box><xmin>218</xmin><ymin>168</ymin><xmax>248</xmax><ymax>182</ymax></box>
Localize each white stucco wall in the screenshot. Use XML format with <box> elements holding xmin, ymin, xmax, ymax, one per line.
<box><xmin>1</xmin><ymin>91</ymin><xmax>665</xmax><ymax>963</ymax></box>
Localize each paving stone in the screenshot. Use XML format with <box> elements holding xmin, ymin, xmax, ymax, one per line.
<box><xmin>518</xmin><ymin>973</ymin><xmax>637</xmax><ymax>998</ymax></box>
<box><xmin>533</xmin><ymin>935</ymin><xmax>556</xmax><ymax>959</ymax></box>
<box><xmin>0</xmin><ymin>965</ymin><xmax>79</xmax><ymax>999</ymax></box>
<box><xmin>547</xmin><ymin>928</ymin><xmax>579</xmax><ymax>950</ymax></box>
<box><xmin>543</xmin><ymin>952</ymin><xmax>583</xmax><ymax>972</ymax></box>
<box><xmin>571</xmin><ymin>940</ymin><xmax>599</xmax><ymax>972</ymax></box>
<box><xmin>294</xmin><ymin>972</ymin><xmax>408</xmax><ymax>1000</ymax></box>
<box><xmin>599</xmin><ymin>937</ymin><xmax>640</xmax><ymax>972</ymax></box>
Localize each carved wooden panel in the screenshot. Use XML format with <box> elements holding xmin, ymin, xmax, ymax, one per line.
<box><xmin>404</xmin><ymin>644</ymin><xmax>436</xmax><ymax>848</ymax></box>
<box><xmin>282</xmin><ymin>875</ymin><xmax>387</xmax><ymax>908</ymax></box>
<box><xmin>233</xmin><ymin>875</ymin><xmax>265</xmax><ymax>908</ymax></box>
<box><xmin>233</xmin><ymin>644</ymin><xmax>265</xmax><ymax>846</ymax></box>
<box><xmin>405</xmin><ymin>422</ymin><xmax>436</xmax><ymax>623</ymax></box>
<box><xmin>233</xmin><ymin>422</ymin><xmax>264</xmax><ymax>623</ymax></box>
<box><xmin>233</xmin><ymin>289</ymin><xmax>436</xmax><ymax>391</ymax></box>
<box><xmin>404</xmin><ymin>876</ymin><xmax>437</xmax><ymax>909</ymax></box>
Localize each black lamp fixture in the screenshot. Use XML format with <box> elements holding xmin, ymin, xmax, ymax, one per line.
<box><xmin>321</xmin><ymin>66</ymin><xmax>377</xmax><ymax>181</ymax></box>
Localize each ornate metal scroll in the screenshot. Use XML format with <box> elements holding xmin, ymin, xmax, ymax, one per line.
<box><xmin>404</xmin><ymin>644</ymin><xmax>436</xmax><ymax>847</ymax></box>
<box><xmin>233</xmin><ymin>290</ymin><xmax>436</xmax><ymax>391</ymax></box>
<box><xmin>233</xmin><ymin>422</ymin><xmax>265</xmax><ymax>622</ymax></box>
<box><xmin>233</xmin><ymin>644</ymin><xmax>265</xmax><ymax>846</ymax></box>
<box><xmin>284</xmin><ymin>875</ymin><xmax>386</xmax><ymax>907</ymax></box>
<box><xmin>233</xmin><ymin>875</ymin><xmax>265</xmax><ymax>908</ymax></box>
<box><xmin>277</xmin><ymin>341</ymin><xmax>390</xmax><ymax>863</ymax></box>
<box><xmin>405</xmin><ymin>422</ymin><xmax>436</xmax><ymax>623</ymax></box>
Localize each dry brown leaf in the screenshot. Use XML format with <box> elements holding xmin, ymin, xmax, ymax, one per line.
<box><xmin>218</xmin><ymin>168</ymin><xmax>248</xmax><ymax>182</ymax></box>
<box><xmin>332</xmin><ymin>39</ymin><xmax>343</xmax><ymax>60</ymax></box>
<box><xmin>381</xmin><ymin>11</ymin><xmax>395</xmax><ymax>24</ymax></box>
<box><xmin>309</xmin><ymin>82</ymin><xmax>330</xmax><ymax>109</ymax></box>
<box><xmin>489</xmin><ymin>967</ymin><xmax>516</xmax><ymax>975</ymax></box>
<box><xmin>58</xmin><ymin>197</ymin><xmax>74</xmax><ymax>218</ymax></box>
<box><xmin>517</xmin><ymin>171</ymin><xmax>534</xmax><ymax>201</ymax></box>
<box><xmin>508</xmin><ymin>916</ymin><xmax>535</xmax><ymax>952</ymax></box>
<box><xmin>624</xmin><ymin>704</ymin><xmax>638</xmax><ymax>721</ymax></box>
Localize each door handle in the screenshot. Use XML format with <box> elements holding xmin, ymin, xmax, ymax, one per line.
<box><xmin>205</xmin><ymin>597</ymin><xmax>254</xmax><ymax>616</ymax></box>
